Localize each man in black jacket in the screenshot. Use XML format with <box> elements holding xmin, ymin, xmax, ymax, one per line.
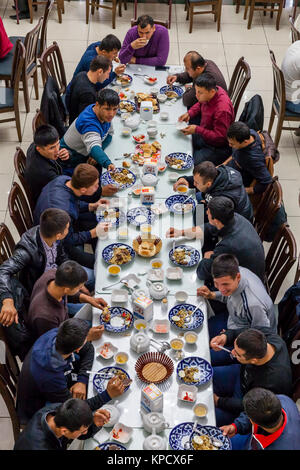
<box><xmin>0</xmin><ymin>208</ymin><xmax>70</xmax><ymax>328</ymax></box>
<box><xmin>173</xmin><ymin>160</ymin><xmax>253</xmax><ymax>221</ymax></box>
<box><xmin>24</xmin><ymin>125</ymin><xmax>70</xmax><ymax>203</ymax></box>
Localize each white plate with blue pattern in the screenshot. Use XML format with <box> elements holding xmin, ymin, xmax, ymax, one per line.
<box><xmin>189</xmin><ymin>425</ymin><xmax>232</xmax><ymax>450</ymax></box>
<box><xmin>95</xmin><ymin>442</ymin><xmax>127</xmax><ymax>450</ymax></box>
<box><xmin>96</xmin><ymin>207</ymin><xmax>126</xmax><ymax>227</ymax></box>
<box><xmin>127</xmin><ymin>206</ymin><xmax>157</xmax><ymax>226</ymax></box>
<box><xmin>99</xmin><ymin>306</ymin><xmax>134</xmax><ymax>333</ymax></box>
<box><xmin>168</xmin><ymin>303</ymin><xmax>204</xmax><ymax>330</ymax></box>
<box><xmin>159</xmin><ymin>85</ymin><xmax>184</xmax><ymax>98</ymax></box>
<box><xmin>102</xmin><ymin>243</ymin><xmax>135</xmax><ymax>265</ymax></box>
<box><xmin>169</xmin><ymin>422</ymin><xmax>196</xmax><ymax>450</ymax></box>
<box><xmin>176</xmin><ymin>356</ymin><xmax>213</xmax><ymax>386</ymax></box>
<box><xmin>165</xmin><ymin>194</ymin><xmax>196</xmax><ymax>214</ymax></box>
<box><xmin>101</xmin><ymin>168</ymin><xmax>136</xmax><ymax>190</ymax></box>
<box><xmin>165</xmin><ymin>152</ymin><xmax>193</xmax><ymax>170</ymax></box>
<box><xmin>117</xmin><ymin>99</ymin><xmax>136</xmax><ymax>115</ymax></box>
<box><xmin>169</xmin><ymin>245</ymin><xmax>200</xmax><ymax>267</ymax></box>
<box><xmin>93</xmin><ymin>366</ymin><xmax>131</xmax><ymax>394</ymax></box>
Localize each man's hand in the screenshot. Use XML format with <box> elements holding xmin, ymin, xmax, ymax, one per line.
<box><xmin>115</xmin><ymin>64</ymin><xmax>126</xmax><ymax>76</ymax></box>
<box><xmin>166</xmin><ymin>75</ymin><xmax>177</xmax><ymax>85</ymax></box>
<box><xmin>173</xmin><ymin>178</ymin><xmax>189</xmax><ymax>191</ymax></box>
<box><xmin>220</xmin><ymin>424</ymin><xmax>237</xmax><ymax>438</ymax></box>
<box><xmin>181</xmin><ymin>124</ymin><xmax>196</xmax><ymax>135</ymax></box>
<box><xmin>0</xmin><ymin>299</ymin><xmax>18</xmax><ymax>327</ymax></box>
<box><xmin>101</xmin><ymin>184</ymin><xmax>119</xmax><ymax>196</ymax></box>
<box><xmin>86</xmin><ymin>325</ymin><xmax>105</xmax><ymax>342</ymax></box>
<box><xmin>210</xmin><ymin>334</ymin><xmax>227</xmax><ymax>351</ymax></box>
<box><xmin>165</xmin><ymin>227</ymin><xmax>183</xmax><ymax>238</ymax></box>
<box><xmin>197</xmin><ymin>286</ymin><xmax>216</xmax><ymax>300</ymax></box>
<box><xmin>204</xmin><ymin>250</ymin><xmax>214</xmax><ymax>259</ymax></box>
<box><xmin>107</xmin><ymin>377</ymin><xmax>125</xmax><ymax>398</ymax></box>
<box><xmin>131</xmin><ymin>37</ymin><xmax>148</xmax><ymax>50</ymax></box>
<box><xmin>108</xmin><ymin>164</ymin><xmax>115</xmax><ymax>172</ymax></box>
<box><xmin>213</xmin><ymin>393</ymin><xmax>219</xmax><ymax>407</ymax></box>
<box><xmin>58</xmin><ymin>148</ymin><xmax>70</xmax><ymax>161</ymax></box>
<box><xmin>129</xmin><ymin>57</ymin><xmax>136</xmax><ymax>64</ymax></box>
<box><xmin>88</xmin><ymin>297</ymin><xmax>108</xmax><ymax>310</ymax></box>
<box><xmin>184</xmin><ymin>226</ymin><xmax>203</xmax><ymax>240</ymax></box>
<box><xmin>88</xmin><ymin>199</ymin><xmax>109</xmax><ymax>212</ymax></box>
<box><xmin>95</xmin><ymin>221</ymin><xmax>111</xmax><ymax>238</ymax></box>
<box><xmin>245</xmin><ymin>187</ymin><xmax>254</xmax><ymax>195</ymax></box>
<box><xmin>93</xmin><ymin>408</ymin><xmax>111</xmax><ymax>427</ymax></box>
<box><xmin>70</xmin><ymin>382</ymin><xmax>86</xmax><ymax>400</ymax></box>
<box><xmin>178</xmin><ymin>112</ymin><xmax>190</xmax><ymax>122</ymax></box>
<box><xmin>87</xmin><ymin>157</ymin><xmax>98</xmax><ymax>166</ymax></box>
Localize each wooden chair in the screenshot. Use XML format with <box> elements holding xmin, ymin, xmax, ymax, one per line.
<box><xmin>0</xmin><ymin>224</ymin><xmax>16</xmax><ymax>264</ymax></box>
<box><xmin>264</xmin><ymin>224</ymin><xmax>297</xmax><ymax>303</ymax></box>
<box><xmin>0</xmin><ymin>39</ymin><xmax>25</xmax><ymax>143</ymax></box>
<box><xmin>249</xmin><ymin>155</ymin><xmax>274</xmax><ymax>213</ymax></box>
<box><xmin>185</xmin><ymin>0</ymin><xmax>223</xmax><ymax>33</ymax></box>
<box><xmin>14</xmin><ymin>148</ymin><xmax>35</xmax><ymax>212</ymax></box>
<box><xmin>28</xmin><ymin>0</ymin><xmax>63</xmax><ymax>24</ymax></box>
<box><xmin>228</xmin><ymin>56</ymin><xmax>251</xmax><ymax>117</ymax></box>
<box><xmin>85</xmin><ymin>0</ymin><xmax>126</xmax><ymax>29</ymax></box>
<box><xmin>23</xmin><ymin>17</ymin><xmax>43</xmax><ymax>113</ymax></box>
<box><xmin>253</xmin><ymin>176</ymin><xmax>283</xmax><ymax>242</ymax></box>
<box><xmin>244</xmin><ymin>0</ymin><xmax>284</xmax><ymax>30</ymax></box>
<box><xmin>39</xmin><ymin>41</ymin><xmax>67</xmax><ymax>95</ymax></box>
<box><xmin>268</xmin><ymin>50</ymin><xmax>300</xmax><ymax>149</ymax></box>
<box><xmin>133</xmin><ymin>1</ymin><xmax>172</xmax><ymax>28</ymax></box>
<box><xmin>32</xmin><ymin>108</ymin><xmax>46</xmax><ymax>134</ymax></box>
<box><xmin>290</xmin><ymin>16</ymin><xmax>300</xmax><ymax>43</ymax></box>
<box><xmin>8</xmin><ymin>182</ymin><xmax>34</xmax><ymax>238</ymax></box>
<box><xmin>294</xmin><ymin>256</ymin><xmax>300</xmax><ymax>284</ymax></box>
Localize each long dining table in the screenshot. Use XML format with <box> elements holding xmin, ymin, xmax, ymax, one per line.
<box><xmin>83</xmin><ymin>64</ymin><xmax>216</xmax><ymax>451</ymax></box>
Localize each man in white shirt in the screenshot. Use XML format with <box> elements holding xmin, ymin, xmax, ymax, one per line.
<box><xmin>281</xmin><ymin>40</ymin><xmax>300</xmax><ymax>114</ymax></box>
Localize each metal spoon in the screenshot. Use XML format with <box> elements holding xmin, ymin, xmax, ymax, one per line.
<box><xmin>86</xmin><ymin>370</ymin><xmax>114</xmax><ymax>379</ymax></box>
<box><xmin>183</xmin><ymin>422</ymin><xmax>198</xmax><ymax>450</ymax></box>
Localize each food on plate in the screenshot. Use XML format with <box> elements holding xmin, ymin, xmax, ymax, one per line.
<box><xmin>173</xmin><ymin>202</ymin><xmax>193</xmax><ymax>213</ymax></box>
<box><xmin>192</xmin><ymin>435</ymin><xmax>216</xmax><ymax>450</ymax></box>
<box><xmin>122</xmin><ymin>161</ymin><xmax>131</xmax><ymax>168</ymax></box>
<box><xmin>182</xmin><ymin>391</ymin><xmax>194</xmax><ymax>402</ymax></box>
<box><xmin>154</xmin><ymin>323</ymin><xmax>168</xmax><ymax>334</ymax></box>
<box><xmin>147</xmin><ymin>77</ymin><xmax>157</xmax><ymax>83</ymax></box>
<box><xmin>119</xmin><ymin>92</ymin><xmax>127</xmax><ymax>99</ymax></box>
<box><xmin>179</xmin><ymin>366</ymin><xmax>201</xmax><ymax>383</ymax></box>
<box><xmin>142</xmin><ymin>362</ymin><xmax>168</xmax><ymax>382</ymax></box>
<box><xmin>136</xmin><ymin>93</ymin><xmax>159</xmax><ymax>111</ymax></box>
<box><xmin>117</xmin><ymin>74</ymin><xmax>131</xmax><ymax>85</ymax></box>
<box><xmin>167</xmin><ymin>156</ymin><xmax>186</xmax><ymax>169</ymax></box>
<box><xmin>171</xmin><ymin>308</ymin><xmax>193</xmax><ymax>328</ymax></box>
<box><xmin>133</xmin><ymin>134</ymin><xmax>145</xmax><ymax>143</ymax></box>
<box><xmin>99</xmin><ymin>343</ymin><xmax>114</xmax><ymax>359</ymax></box>
<box><xmin>133</xmin><ymin>235</ymin><xmax>162</xmax><ymax>257</ymax></box>
<box><xmin>101</xmin><ymin>208</ymin><xmax>120</xmax><ymax>221</ymax></box>
<box><xmin>171</xmin><ymin>247</ymin><xmax>193</xmax><ymax>265</ymax></box>
<box><xmin>108</xmin><ymin>245</ymin><xmax>132</xmax><ymax>265</ymax></box>
<box><xmin>109</xmin><ymin>168</ymin><xmax>134</xmax><ymax>186</ymax></box>
<box><xmin>119</xmin><ymin>101</ymin><xmax>134</xmax><ymax>113</ymax></box>
<box><xmin>102</xmin><ymin>307</ymin><xmax>111</xmax><ymax>323</ymax></box>
<box><xmin>165</xmin><ymin>90</ymin><xmax>178</xmax><ymax>99</ymax></box>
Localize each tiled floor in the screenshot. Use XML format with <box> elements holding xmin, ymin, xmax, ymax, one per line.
<box><xmin>0</xmin><ymin>0</ymin><xmax>300</xmax><ymax>449</ymax></box>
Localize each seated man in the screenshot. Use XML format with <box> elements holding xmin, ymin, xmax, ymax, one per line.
<box><xmin>222</xmin><ymin>388</ymin><xmax>300</xmax><ymax>450</ymax></box>
<box><xmin>71</xmin><ymin>34</ymin><xmax>125</xmax><ymax>90</ymax></box>
<box><xmin>226</xmin><ymin>122</ymin><xmax>273</xmax><ymax>195</ymax></box>
<box><xmin>26</xmin><ymin>260</ymin><xmax>108</xmax><ymax>342</ymax></box>
<box><xmin>119</xmin><ymin>15</ymin><xmax>169</xmax><ymax>66</ymax></box>
<box><xmin>0</xmin><ymin>208</ymin><xmax>70</xmax><ymax>328</ymax></box>
<box><xmin>178</xmin><ymin>74</ymin><xmax>235</xmax><ymax>166</ymax></box>
<box><xmin>173</xmin><ymin>161</ymin><xmax>253</xmax><ymax>222</ymax></box>
<box><xmin>66</xmin><ymin>56</ymin><xmax>112</xmax><ymax>125</ymax></box>
<box><xmin>33</xmin><ymin>163</ymin><xmax>110</xmax><ymax>269</ymax></box>
<box><xmin>211</xmin><ymin>329</ymin><xmax>292</xmax><ymax>427</ymax></box>
<box><xmin>16</xmin><ymin>318</ymin><xmax>125</xmax><ymax>424</ymax></box>
<box><xmin>24</xmin><ymin>124</ymin><xmax>70</xmax><ymax>203</ymax></box>
<box><xmin>0</xmin><ymin>17</ymin><xmax>13</xmax><ymax>57</ymax></box>
<box><xmin>281</xmin><ymin>40</ymin><xmax>300</xmax><ymax>114</ymax></box>
<box><xmin>60</xmin><ymin>89</ymin><xmax>118</xmax><ymax>180</ymax></box>
<box><xmin>14</xmin><ymin>396</ymin><xmax>123</xmax><ymax>450</ymax></box>
<box><xmin>198</xmin><ymin>254</ymin><xmax>274</xmax><ymax>365</ymax></box>
<box><xmin>167</xmin><ymin>51</ymin><xmax>227</xmax><ymax>109</ymax></box>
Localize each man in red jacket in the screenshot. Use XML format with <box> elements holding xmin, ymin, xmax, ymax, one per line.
<box><xmin>178</xmin><ymin>73</ymin><xmax>235</xmax><ymax>166</ymax></box>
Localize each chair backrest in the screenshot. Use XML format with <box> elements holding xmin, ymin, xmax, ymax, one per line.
<box><xmin>13</xmin><ymin>147</ymin><xmax>35</xmax><ymax>212</ymax></box>
<box><xmin>289</xmin><ymin>16</ymin><xmax>300</xmax><ymax>43</ymax></box>
<box><xmin>39</xmin><ymin>41</ymin><xmax>67</xmax><ymax>94</ymax></box>
<box><xmin>269</xmin><ymin>50</ymin><xmax>286</xmax><ymax>116</ymax></box>
<box><xmin>253</xmin><ymin>176</ymin><xmax>283</xmax><ymax>241</ymax></box>
<box><xmin>265</xmin><ymin>223</ymin><xmax>297</xmax><ymax>302</ymax></box>
<box><xmin>0</xmin><ymin>223</ymin><xmax>15</xmax><ymax>265</ymax></box>
<box><xmin>228</xmin><ymin>56</ymin><xmax>251</xmax><ymax>117</ymax></box>
<box><xmin>24</xmin><ymin>17</ymin><xmax>43</xmax><ymax>76</ymax></box>
<box><xmin>32</xmin><ymin>108</ymin><xmax>46</xmax><ymax>134</ymax></box>
<box><xmin>8</xmin><ymin>182</ymin><xmax>33</xmax><ymax>238</ymax></box>
<box><xmin>294</xmin><ymin>256</ymin><xmax>300</xmax><ymax>284</ymax></box>
<box><xmin>39</xmin><ymin>0</ymin><xmax>55</xmax><ymax>57</ymax></box>
<box><xmin>130</xmin><ymin>19</ymin><xmax>169</xmax><ymax>28</ymax></box>
<box><xmin>11</xmin><ymin>39</ymin><xmax>26</xmax><ymax>92</ymax></box>
<box><xmin>0</xmin><ymin>374</ymin><xmax>20</xmax><ymax>442</ymax></box>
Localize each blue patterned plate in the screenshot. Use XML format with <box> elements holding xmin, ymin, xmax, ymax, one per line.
<box><xmin>101</xmin><ymin>168</ymin><xmax>136</xmax><ymax>190</ymax></box>
<box><xmin>165</xmin><ymin>194</ymin><xmax>196</xmax><ymax>214</ymax></box>
<box><xmin>169</xmin><ymin>422</ymin><xmax>195</xmax><ymax>450</ymax></box>
<box><xmin>96</xmin><ymin>208</ymin><xmax>126</xmax><ymax>227</ymax></box>
<box><xmin>99</xmin><ymin>306</ymin><xmax>134</xmax><ymax>333</ymax></box>
<box><xmin>117</xmin><ymin>99</ymin><xmax>136</xmax><ymax>115</ymax></box>
<box><xmin>102</xmin><ymin>243</ymin><xmax>135</xmax><ymax>265</ymax></box>
<box><xmin>95</xmin><ymin>442</ymin><xmax>126</xmax><ymax>451</ymax></box>
<box><xmin>114</xmin><ymin>73</ymin><xmax>133</xmax><ymax>87</ymax></box>
<box><xmin>127</xmin><ymin>206</ymin><xmax>157</xmax><ymax>226</ymax></box>
<box><xmin>165</xmin><ymin>153</ymin><xmax>193</xmax><ymax>170</ymax></box>
<box><xmin>93</xmin><ymin>366</ymin><xmax>131</xmax><ymax>395</ymax></box>
<box><xmin>168</xmin><ymin>303</ymin><xmax>204</xmax><ymax>330</ymax></box>
<box><xmin>189</xmin><ymin>425</ymin><xmax>232</xmax><ymax>450</ymax></box>
<box><xmin>177</xmin><ymin>356</ymin><xmax>213</xmax><ymax>386</ymax></box>
<box><xmin>169</xmin><ymin>245</ymin><xmax>200</xmax><ymax>267</ymax></box>
<box><xmin>160</xmin><ymin>85</ymin><xmax>184</xmax><ymax>98</ymax></box>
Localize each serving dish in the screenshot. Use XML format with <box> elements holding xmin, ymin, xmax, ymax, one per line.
<box><xmin>102</xmin><ymin>243</ymin><xmax>135</xmax><ymax>265</ymax></box>
<box><xmin>176</xmin><ymin>356</ymin><xmax>213</xmax><ymax>386</ymax></box>
<box><xmin>135</xmin><ymin>352</ymin><xmax>174</xmax><ymax>384</ymax></box>
<box><xmin>101</xmin><ymin>168</ymin><xmax>136</xmax><ymax>190</ymax></box>
<box><xmin>169</xmin><ymin>245</ymin><xmax>200</xmax><ymax>267</ymax></box>
<box><xmin>99</xmin><ymin>306</ymin><xmax>134</xmax><ymax>333</ymax></box>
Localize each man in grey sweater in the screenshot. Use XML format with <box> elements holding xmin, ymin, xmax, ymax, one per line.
<box><xmin>197</xmin><ymin>253</ymin><xmax>276</xmax><ymax>366</ymax></box>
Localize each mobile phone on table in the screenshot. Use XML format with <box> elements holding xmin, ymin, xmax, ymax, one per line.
<box><xmin>155</xmin><ymin>66</ymin><xmax>170</xmax><ymax>71</ymax></box>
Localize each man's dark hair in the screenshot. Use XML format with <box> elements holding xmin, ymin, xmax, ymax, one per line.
<box><xmin>54</xmin><ymin>398</ymin><xmax>93</xmax><ymax>432</ymax></box>
<box><xmin>96</xmin><ymin>88</ymin><xmax>120</xmax><ymax>108</ymax></box>
<box><xmin>71</xmin><ymin>163</ymin><xmax>99</xmax><ymax>190</ymax></box>
<box><xmin>99</xmin><ymin>34</ymin><xmax>121</xmax><ymax>52</ymax></box>
<box><xmin>195</xmin><ymin>73</ymin><xmax>217</xmax><ymax>91</ymax></box>
<box><xmin>39</xmin><ymin>208</ymin><xmax>70</xmax><ymax>238</ymax></box>
<box><xmin>211</xmin><ymin>253</ymin><xmax>240</xmax><ymax>280</ymax></box>
<box><xmin>55</xmin><ymin>261</ymin><xmax>88</xmax><ymax>289</ymax></box>
<box><xmin>89</xmin><ymin>55</ymin><xmax>111</xmax><ymax>73</ymax></box>
<box><xmin>236</xmin><ymin>329</ymin><xmax>268</xmax><ymax>360</ymax></box>
<box><xmin>193</xmin><ymin>161</ymin><xmax>217</xmax><ymax>183</ymax></box>
<box><xmin>186</xmin><ymin>51</ymin><xmax>206</xmax><ymax>70</ymax></box>
<box><xmin>227</xmin><ymin>122</ymin><xmax>251</xmax><ymax>143</ymax></box>
<box><xmin>137</xmin><ymin>14</ymin><xmax>154</xmax><ymax>28</ymax></box>
<box><xmin>243</xmin><ymin>388</ymin><xmax>282</xmax><ymax>429</ymax></box>
<box><xmin>34</xmin><ymin>125</ymin><xmax>59</xmax><ymax>147</ymax></box>
<box><xmin>207</xmin><ymin>196</ymin><xmax>234</xmax><ymax>225</ymax></box>
<box><xmin>55</xmin><ymin>318</ymin><xmax>90</xmax><ymax>355</ymax></box>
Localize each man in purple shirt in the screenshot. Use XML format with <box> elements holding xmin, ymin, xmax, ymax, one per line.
<box><xmin>119</xmin><ymin>15</ymin><xmax>169</xmax><ymax>66</ymax></box>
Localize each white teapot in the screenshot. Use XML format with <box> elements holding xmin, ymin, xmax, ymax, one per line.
<box><xmin>130</xmin><ymin>331</ymin><xmax>150</xmax><ymax>354</ymax></box>
<box><xmin>143</xmin><ymin>428</ymin><xmax>167</xmax><ymax>450</ymax></box>
<box><xmin>147</xmin><ymin>281</ymin><xmax>169</xmax><ymax>300</ymax></box>
<box><xmin>141</xmin><ymin>411</ymin><xmax>169</xmax><ymax>434</ymax></box>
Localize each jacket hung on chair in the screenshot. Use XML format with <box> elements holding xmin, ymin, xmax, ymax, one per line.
<box><xmin>238</xmin><ymin>94</ymin><xmax>264</xmax><ymax>132</ymax></box>
<box><xmin>40</xmin><ymin>77</ymin><xmax>67</xmax><ymax>139</ymax></box>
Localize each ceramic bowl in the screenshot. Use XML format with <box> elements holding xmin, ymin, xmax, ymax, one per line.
<box><xmin>177</xmin><ymin>384</ymin><xmax>197</xmax><ymax>403</ymax></box>
<box><xmin>184</xmin><ymin>331</ymin><xmax>198</xmax><ymax>345</ymax></box>
<box><xmin>157</xmin><ymin>93</ymin><xmax>167</xmax><ymax>103</ymax></box>
<box><xmin>134</xmin><ymin>319</ymin><xmax>148</xmax><ymax>332</ymax></box>
<box><xmin>133</xmin><ymin>134</ymin><xmax>146</xmax><ymax>143</ymax></box>
<box><xmin>125</xmin><ymin>117</ymin><xmax>140</xmax><ymax>130</ymax></box>
<box><xmin>176</xmin><ymin>121</ymin><xmax>188</xmax><ymax>131</ymax></box>
<box><xmin>193</xmin><ymin>402</ymin><xmax>208</xmax><ymax>418</ymax></box>
<box><xmin>107</xmin><ymin>264</ymin><xmax>121</xmax><ymax>276</ymax></box>
<box><xmin>152</xmin><ymin>319</ymin><xmax>170</xmax><ymax>334</ymax></box>
<box><xmin>110</xmin><ymin>423</ymin><xmax>133</xmax><ymax>443</ymax></box>
<box><xmin>160</xmin><ymin>112</ymin><xmax>169</xmax><ymax>120</ymax></box>
<box><xmin>111</xmin><ymin>289</ymin><xmax>128</xmax><ymax>303</ymax></box>
<box><xmin>150</xmin><ymin>258</ymin><xmax>163</xmax><ymax>269</ymax></box>
<box><xmin>97</xmin><ymin>342</ymin><xmax>118</xmax><ymax>360</ymax></box>
<box><xmin>166</xmin><ymin>267</ymin><xmax>183</xmax><ymax>280</ymax></box>
<box><xmin>101</xmin><ymin>404</ymin><xmax>121</xmax><ymax>427</ymax></box>
<box><xmin>168</xmin><ymin>172</ymin><xmax>181</xmax><ymax>182</ymax></box>
<box><xmin>147</xmin><ymin>120</ymin><xmax>157</xmax><ymax>128</ymax></box>
<box><xmin>147</xmin><ymin>128</ymin><xmax>158</xmax><ymax>138</ymax></box>
<box><xmin>175</xmin><ymin>290</ymin><xmax>188</xmax><ymax>303</ymax></box>
<box><xmin>176</xmin><ymin>184</ymin><xmax>189</xmax><ymax>194</ymax></box>
<box><xmin>122</xmin><ymin>127</ymin><xmax>131</xmax><ymax>137</ymax></box>
<box><xmin>170</xmin><ymin>338</ymin><xmax>184</xmax><ymax>351</ymax></box>
<box><xmin>141</xmin><ymin>173</ymin><xmax>158</xmax><ymax>187</ymax></box>
<box><xmin>114</xmin><ymin>351</ymin><xmax>129</xmax><ymax>365</ymax></box>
